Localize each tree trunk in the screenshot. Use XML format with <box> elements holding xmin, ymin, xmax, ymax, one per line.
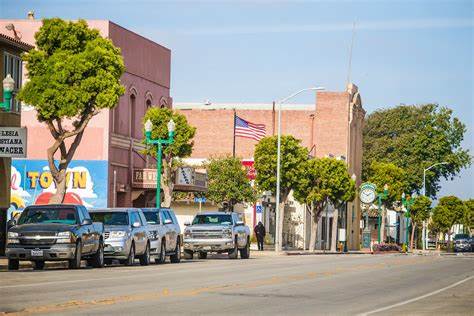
<box><xmin>435</xmin><ymin>232</ymin><xmax>439</xmax><ymax>250</ymax></box>
<box><xmin>277</xmin><ymin>201</ymin><xmax>285</xmax><ymax>251</ymax></box>
<box><xmin>330</xmin><ymin>206</ymin><xmax>339</xmax><ymax>252</ymax></box>
<box><xmin>48</xmin><ymin>171</ymin><xmax>67</xmax><ymax>204</ymax></box>
<box><xmin>447</xmin><ymin>231</ymin><xmax>452</xmax><ymax>252</ymax></box>
<box><xmin>309</xmin><ymin>215</ymin><xmax>318</xmax><ymax>251</ymax></box>
<box><xmin>161</xmin><ymin>157</ymin><xmax>174</xmax><ymax>208</ymax></box>
<box><xmin>410</xmin><ymin>223</ymin><xmax>416</xmax><ymax>250</ymax></box>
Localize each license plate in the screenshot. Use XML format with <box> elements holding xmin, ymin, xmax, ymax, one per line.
<box><xmin>31</xmin><ymin>249</ymin><xmax>43</xmax><ymax>257</ymax></box>
<box><xmin>203</xmin><ymin>246</ymin><xmax>212</xmax><ymax>250</ymax></box>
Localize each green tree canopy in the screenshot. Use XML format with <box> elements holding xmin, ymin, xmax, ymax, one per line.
<box><xmin>432</xmin><ymin>196</ymin><xmax>466</xmax><ymax>235</ymax></box>
<box><xmin>254</xmin><ymin>135</ymin><xmax>308</xmax><ymax>201</ymax></box>
<box><xmin>367</xmin><ymin>161</ymin><xmax>409</xmax><ymax>207</ymax></box>
<box><xmin>463</xmin><ymin>199</ymin><xmax>474</xmax><ymax>232</ymax></box>
<box><xmin>143</xmin><ymin>107</ymin><xmax>196</xmax><ymax>207</ymax></box>
<box><xmin>18</xmin><ymin>18</ymin><xmax>125</xmax><ymax>203</ymax></box>
<box><xmin>410</xmin><ymin>195</ymin><xmax>431</xmax><ymax>227</ymax></box>
<box><xmin>294</xmin><ymin>157</ymin><xmax>355</xmax><ymax>208</ymax></box>
<box><xmin>206</xmin><ymin>156</ymin><xmax>256</xmax><ymax>209</ymax></box>
<box><xmin>363</xmin><ymin>104</ymin><xmax>471</xmax><ymax>198</ymax></box>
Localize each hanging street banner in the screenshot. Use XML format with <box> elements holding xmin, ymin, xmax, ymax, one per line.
<box><xmin>0</xmin><ymin>127</ymin><xmax>27</xmax><ymax>158</ymax></box>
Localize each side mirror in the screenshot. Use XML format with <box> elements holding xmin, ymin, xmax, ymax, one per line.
<box><xmin>132</xmin><ymin>222</ymin><xmax>141</xmax><ymax>228</ymax></box>
<box><xmin>235</xmin><ymin>221</ymin><xmax>244</xmax><ymax>226</ymax></box>
<box><xmin>164</xmin><ymin>219</ymin><xmax>173</xmax><ymax>225</ymax></box>
<box><xmin>81</xmin><ymin>218</ymin><xmax>92</xmax><ymax>226</ymax></box>
<box><xmin>7</xmin><ymin>219</ymin><xmax>16</xmax><ymax>229</ymax></box>
<box><xmin>184</xmin><ymin>221</ymin><xmax>191</xmax><ymax>226</ymax></box>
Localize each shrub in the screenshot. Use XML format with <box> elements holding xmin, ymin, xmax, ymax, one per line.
<box><xmin>373</xmin><ymin>243</ymin><xmax>402</xmax><ymax>252</ymax></box>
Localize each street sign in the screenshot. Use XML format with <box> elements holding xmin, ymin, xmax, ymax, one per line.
<box><xmin>256</xmin><ymin>205</ymin><xmax>263</xmax><ymax>213</ymax></box>
<box><xmin>194</xmin><ymin>197</ymin><xmax>206</xmax><ymax>203</ymax></box>
<box><xmin>0</xmin><ymin>127</ymin><xmax>27</xmax><ymax>158</ymax></box>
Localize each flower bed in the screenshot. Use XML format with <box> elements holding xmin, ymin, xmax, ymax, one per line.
<box><xmin>372</xmin><ymin>243</ymin><xmax>402</xmax><ymax>253</ymax></box>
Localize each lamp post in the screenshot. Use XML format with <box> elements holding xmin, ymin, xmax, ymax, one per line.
<box><xmin>275</xmin><ymin>86</ymin><xmax>325</xmax><ymax>252</ymax></box>
<box><xmin>401</xmin><ymin>192</ymin><xmax>415</xmax><ymax>251</ymax></box>
<box><xmin>377</xmin><ymin>184</ymin><xmax>389</xmax><ymax>244</ymax></box>
<box><xmin>422</xmin><ymin>161</ymin><xmax>448</xmax><ymax>250</ymax></box>
<box><xmin>144</xmin><ymin>118</ymin><xmax>176</xmax><ymax>208</ymax></box>
<box><xmin>1</xmin><ymin>74</ymin><xmax>15</xmax><ymax>112</ymax></box>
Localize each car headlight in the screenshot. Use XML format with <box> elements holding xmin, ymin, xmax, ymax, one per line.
<box><xmin>56</xmin><ymin>231</ymin><xmax>72</xmax><ymax>243</ymax></box>
<box><xmin>184</xmin><ymin>230</ymin><xmax>192</xmax><ymax>238</ymax></box>
<box><xmin>7</xmin><ymin>232</ymin><xmax>19</xmax><ymax>244</ymax></box>
<box><xmin>109</xmin><ymin>231</ymin><xmax>126</xmax><ymax>238</ymax></box>
<box><xmin>222</xmin><ymin>229</ymin><xmax>232</xmax><ymax>237</ymax></box>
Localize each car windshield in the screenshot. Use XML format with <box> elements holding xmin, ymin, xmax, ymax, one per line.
<box><xmin>17</xmin><ymin>208</ymin><xmax>78</xmax><ymax>225</ymax></box>
<box><xmin>192</xmin><ymin>214</ymin><xmax>233</xmax><ymax>225</ymax></box>
<box><xmin>91</xmin><ymin>212</ymin><xmax>129</xmax><ymax>226</ymax></box>
<box><xmin>454</xmin><ymin>234</ymin><xmax>470</xmax><ymax>240</ymax></box>
<box><xmin>143</xmin><ymin>211</ymin><xmax>160</xmax><ymax>225</ymax></box>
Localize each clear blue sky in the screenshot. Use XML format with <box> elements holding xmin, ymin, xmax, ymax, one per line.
<box><xmin>1</xmin><ymin>0</ymin><xmax>473</xmax><ymax>199</ymax></box>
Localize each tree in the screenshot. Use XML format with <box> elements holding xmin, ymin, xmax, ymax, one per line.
<box><xmin>18</xmin><ymin>18</ymin><xmax>125</xmax><ymax>203</ymax></box>
<box><xmin>143</xmin><ymin>108</ymin><xmax>196</xmax><ymax>207</ymax></box>
<box><xmin>431</xmin><ymin>196</ymin><xmax>466</xmax><ymax>251</ymax></box>
<box><xmin>293</xmin><ymin>158</ymin><xmax>355</xmax><ymax>251</ymax></box>
<box><xmin>409</xmin><ymin>195</ymin><xmax>431</xmax><ymax>250</ymax></box>
<box><xmin>463</xmin><ymin>199</ymin><xmax>474</xmax><ymax>233</ymax></box>
<box><xmin>363</xmin><ymin>104</ymin><xmax>471</xmax><ymax>198</ymax></box>
<box><xmin>254</xmin><ymin>135</ymin><xmax>308</xmax><ymax>250</ymax></box>
<box><xmin>206</xmin><ymin>156</ymin><xmax>256</xmax><ymax>210</ymax></box>
<box><xmin>367</xmin><ymin>161</ymin><xmax>408</xmax><ymax>242</ymax></box>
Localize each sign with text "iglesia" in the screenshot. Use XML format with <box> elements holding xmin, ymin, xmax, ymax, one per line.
<box><xmin>0</xmin><ymin>127</ymin><xmax>27</xmax><ymax>158</ymax></box>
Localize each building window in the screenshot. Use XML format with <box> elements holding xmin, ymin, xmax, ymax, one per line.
<box><xmin>130</xmin><ymin>94</ymin><xmax>136</xmax><ymax>138</ymax></box>
<box><xmin>146</xmin><ymin>99</ymin><xmax>152</xmax><ymax>109</ymax></box>
<box><xmin>3</xmin><ymin>52</ymin><xmax>22</xmax><ymax>112</ymax></box>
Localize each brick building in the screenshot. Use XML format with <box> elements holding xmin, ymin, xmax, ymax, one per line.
<box><xmin>0</xmin><ymin>15</ymin><xmax>172</xmax><ymax>212</ymax></box>
<box><xmin>175</xmin><ymin>83</ymin><xmax>365</xmax><ymax>250</ymax></box>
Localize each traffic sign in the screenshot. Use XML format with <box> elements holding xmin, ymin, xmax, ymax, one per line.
<box><xmin>256</xmin><ymin>205</ymin><xmax>263</xmax><ymax>213</ymax></box>
<box><xmin>194</xmin><ymin>197</ymin><xmax>206</xmax><ymax>203</ymax></box>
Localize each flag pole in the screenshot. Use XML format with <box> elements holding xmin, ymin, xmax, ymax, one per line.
<box><xmin>233</xmin><ymin>109</ymin><xmax>236</xmax><ymax>157</ymax></box>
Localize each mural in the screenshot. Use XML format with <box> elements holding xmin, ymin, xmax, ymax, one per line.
<box><xmin>9</xmin><ymin>160</ymin><xmax>108</xmax><ymax>219</ymax></box>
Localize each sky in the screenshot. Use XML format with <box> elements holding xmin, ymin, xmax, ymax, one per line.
<box><xmin>1</xmin><ymin>0</ymin><xmax>473</xmax><ymax>199</ymax></box>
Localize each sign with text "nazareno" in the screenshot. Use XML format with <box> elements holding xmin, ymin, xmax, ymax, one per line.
<box><xmin>0</xmin><ymin>127</ymin><xmax>27</xmax><ymax>158</ymax></box>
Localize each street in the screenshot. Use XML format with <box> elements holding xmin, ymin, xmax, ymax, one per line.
<box><xmin>1</xmin><ymin>254</ymin><xmax>473</xmax><ymax>315</ymax></box>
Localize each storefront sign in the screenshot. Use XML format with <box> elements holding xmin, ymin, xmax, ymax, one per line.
<box><xmin>0</xmin><ymin>127</ymin><xmax>27</xmax><ymax>158</ymax></box>
<box><xmin>132</xmin><ymin>168</ymin><xmax>157</xmax><ymax>189</ymax></box>
<box><xmin>242</xmin><ymin>160</ymin><xmax>256</xmax><ymax>180</ymax></box>
<box><xmin>132</xmin><ymin>167</ymin><xmax>208</xmax><ymax>192</ymax></box>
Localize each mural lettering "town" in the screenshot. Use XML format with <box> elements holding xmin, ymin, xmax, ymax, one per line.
<box><xmin>26</xmin><ymin>171</ymin><xmax>87</xmax><ymax>189</ymax></box>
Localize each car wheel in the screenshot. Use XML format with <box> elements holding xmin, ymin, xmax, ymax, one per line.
<box><xmin>228</xmin><ymin>237</ymin><xmax>238</xmax><ymax>259</ymax></box>
<box><xmin>170</xmin><ymin>239</ymin><xmax>181</xmax><ymax>263</ymax></box>
<box><xmin>8</xmin><ymin>259</ymin><xmax>19</xmax><ymax>270</ymax></box>
<box><xmin>91</xmin><ymin>241</ymin><xmax>104</xmax><ymax>268</ymax></box>
<box><xmin>139</xmin><ymin>243</ymin><xmax>151</xmax><ymax>266</ymax></box>
<box><xmin>68</xmin><ymin>240</ymin><xmax>82</xmax><ymax>269</ymax></box>
<box><xmin>198</xmin><ymin>252</ymin><xmax>208</xmax><ymax>259</ymax></box>
<box><xmin>33</xmin><ymin>260</ymin><xmax>45</xmax><ymax>270</ymax></box>
<box><xmin>239</xmin><ymin>238</ymin><xmax>250</xmax><ymax>259</ymax></box>
<box><xmin>125</xmin><ymin>243</ymin><xmax>135</xmax><ymax>266</ymax></box>
<box><xmin>183</xmin><ymin>249</ymin><xmax>193</xmax><ymax>260</ymax></box>
<box><xmin>156</xmin><ymin>240</ymin><xmax>166</xmax><ymax>264</ymax></box>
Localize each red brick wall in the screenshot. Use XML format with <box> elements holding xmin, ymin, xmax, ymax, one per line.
<box><xmin>178</xmin><ymin>109</ymin><xmax>315</xmax><ymax>159</ymax></box>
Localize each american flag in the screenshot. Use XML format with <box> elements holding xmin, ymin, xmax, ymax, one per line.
<box><xmin>235</xmin><ymin>115</ymin><xmax>266</xmax><ymax>141</ymax></box>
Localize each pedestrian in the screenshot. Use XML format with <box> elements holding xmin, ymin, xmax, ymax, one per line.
<box><xmin>254</xmin><ymin>221</ymin><xmax>266</xmax><ymax>251</ymax></box>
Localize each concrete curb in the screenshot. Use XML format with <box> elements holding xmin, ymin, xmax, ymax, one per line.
<box><xmin>0</xmin><ymin>260</ymin><xmax>68</xmax><ymax>271</ymax></box>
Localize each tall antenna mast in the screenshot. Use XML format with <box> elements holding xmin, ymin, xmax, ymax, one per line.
<box><xmin>346</xmin><ymin>21</ymin><xmax>356</xmax><ymax>85</ymax></box>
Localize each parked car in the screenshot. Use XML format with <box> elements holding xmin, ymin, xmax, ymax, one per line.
<box><xmin>89</xmin><ymin>208</ymin><xmax>151</xmax><ymax>266</ymax></box>
<box><xmin>140</xmin><ymin>208</ymin><xmax>182</xmax><ymax>263</ymax></box>
<box><xmin>453</xmin><ymin>233</ymin><xmax>472</xmax><ymax>252</ymax></box>
<box><xmin>183</xmin><ymin>212</ymin><xmax>250</xmax><ymax>259</ymax></box>
<box><xmin>6</xmin><ymin>204</ymin><xmax>104</xmax><ymax>270</ymax></box>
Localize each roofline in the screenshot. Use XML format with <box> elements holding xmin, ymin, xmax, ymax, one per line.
<box><xmin>0</xmin><ymin>33</ymin><xmax>34</xmax><ymax>51</ymax></box>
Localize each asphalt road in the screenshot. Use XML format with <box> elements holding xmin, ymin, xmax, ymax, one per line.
<box><xmin>0</xmin><ymin>254</ymin><xmax>473</xmax><ymax>315</ymax></box>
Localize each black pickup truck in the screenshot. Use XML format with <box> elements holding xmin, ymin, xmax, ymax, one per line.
<box><xmin>6</xmin><ymin>204</ymin><xmax>104</xmax><ymax>270</ymax></box>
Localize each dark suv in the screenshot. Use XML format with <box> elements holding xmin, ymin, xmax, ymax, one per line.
<box><xmin>453</xmin><ymin>234</ymin><xmax>472</xmax><ymax>252</ymax></box>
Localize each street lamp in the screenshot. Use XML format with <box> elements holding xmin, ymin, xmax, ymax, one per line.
<box><xmin>144</xmin><ymin>118</ymin><xmax>176</xmax><ymax>208</ymax></box>
<box><xmin>402</xmin><ymin>192</ymin><xmax>415</xmax><ymax>251</ymax></box>
<box><xmin>377</xmin><ymin>184</ymin><xmax>389</xmax><ymax>244</ymax></box>
<box><xmin>422</xmin><ymin>161</ymin><xmax>448</xmax><ymax>250</ymax></box>
<box><xmin>275</xmin><ymin>86</ymin><xmax>325</xmax><ymax>252</ymax></box>
<box><xmin>1</xmin><ymin>74</ymin><xmax>15</xmax><ymax>112</ymax></box>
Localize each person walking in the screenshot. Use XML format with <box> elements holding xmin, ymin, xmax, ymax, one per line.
<box><xmin>254</xmin><ymin>221</ymin><xmax>266</xmax><ymax>251</ymax></box>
